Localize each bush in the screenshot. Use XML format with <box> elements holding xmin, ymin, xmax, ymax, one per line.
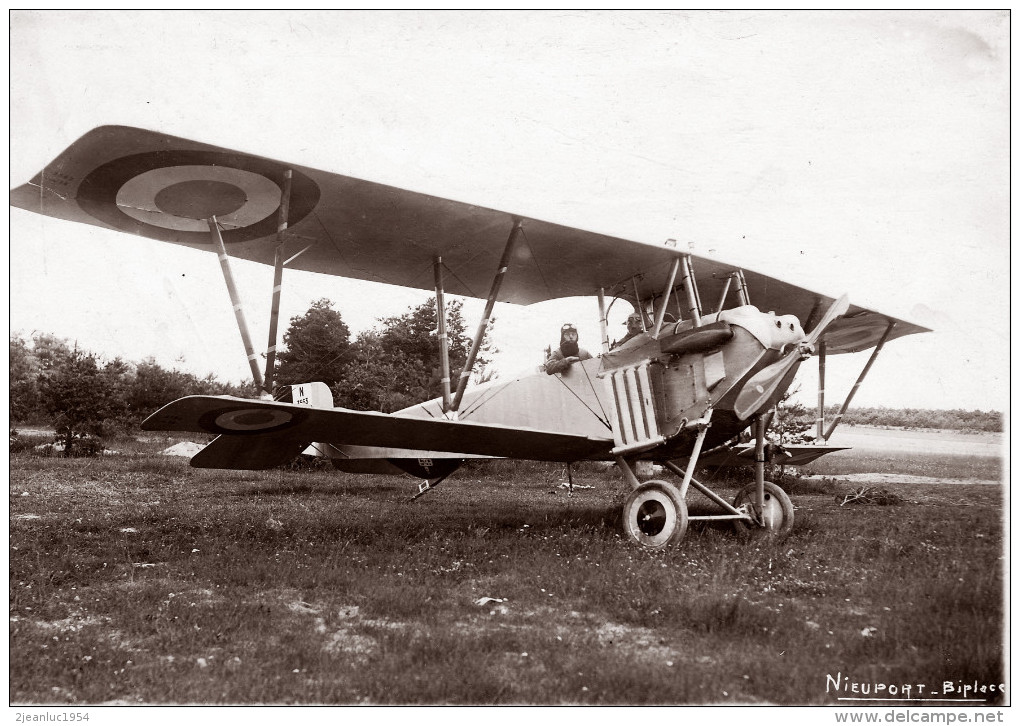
<box><xmin>10</xmin><ymin>333</ymin><xmax>256</xmax><ymax>432</ymax></box>
<box><xmin>9</xmin><ymin>428</ymin><xmax>58</xmax><ymax>455</ymax></box>
<box><xmin>825</xmin><ymin>405</ymin><xmax>1002</xmax><ymax>432</ymax></box>
<box><xmin>62</xmin><ymin>434</ymin><xmax>105</xmax><ymax>458</ymax></box>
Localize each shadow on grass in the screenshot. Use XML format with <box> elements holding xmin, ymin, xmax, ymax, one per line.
<box><xmin>238</xmin><ymin>481</ymin><xmax>408</xmax><ymax>497</ymax></box>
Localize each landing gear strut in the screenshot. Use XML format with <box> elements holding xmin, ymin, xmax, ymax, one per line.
<box><xmin>616</xmin><ymin>410</ymin><xmax>795</xmax><ymax>549</ymax></box>
<box><xmin>738</xmin><ymin>413</ymin><xmax>795</xmax><ymax>536</ymax></box>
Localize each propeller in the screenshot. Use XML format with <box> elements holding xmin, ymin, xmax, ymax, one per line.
<box><xmin>734</xmin><ymin>294</ymin><xmax>850</xmax><ymax>420</ymax></box>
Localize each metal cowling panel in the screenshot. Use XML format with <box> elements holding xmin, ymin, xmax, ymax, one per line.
<box><xmin>605</xmin><ymin>362</ymin><xmax>665</xmax><ymax>455</ymax></box>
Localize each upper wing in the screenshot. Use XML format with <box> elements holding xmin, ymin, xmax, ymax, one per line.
<box><xmin>10</xmin><ymin>125</ymin><xmax>665</xmax><ymax>305</ymax></box>
<box><xmin>142</xmin><ymin>395</ymin><xmax>613</xmax><ymax>465</ymax></box>
<box><xmin>11</xmin><ymin>125</ymin><xmax>929</xmax><ymax>352</ymax></box>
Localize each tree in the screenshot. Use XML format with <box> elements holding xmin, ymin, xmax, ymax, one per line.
<box><xmin>37</xmin><ymin>348</ymin><xmax>128</xmax><ymax>455</ymax></box>
<box><xmin>338</xmin><ymin>331</ymin><xmax>413</xmax><ymax>412</ymax></box>
<box><xmin>334</xmin><ymin>298</ymin><xmax>497</xmax><ymax>412</ymax></box>
<box><xmin>377</xmin><ymin>297</ymin><xmax>470</xmax><ymax>401</ymax></box>
<box><xmin>10</xmin><ymin>332</ymin><xmax>76</xmax><ymax>425</ymax></box>
<box><xmin>382</xmin><ymin>298</ymin><xmax>499</xmax><ymax>388</ymax></box>
<box><xmin>770</xmin><ymin>388</ymin><xmax>816</xmax><ymax>446</ymax></box>
<box><xmin>9</xmin><ymin>330</ymin><xmax>265</xmax><ymax>445</ymax></box>
<box><xmin>473</xmin><ymin>315</ymin><xmax>500</xmax><ymax>385</ymax></box>
<box><xmin>126</xmin><ymin>358</ymin><xmax>199</xmax><ymax>417</ymax></box>
<box><xmin>28</xmin><ymin>333</ymin><xmax>74</xmax><ymax>373</ymax></box>
<box><xmin>766</xmin><ymin>388</ymin><xmax>816</xmax><ymax>480</ymax></box>
<box><xmin>10</xmin><ymin>335</ymin><xmax>39</xmax><ymax>423</ymax></box>
<box><xmin>275</xmin><ymin>299</ymin><xmax>352</xmax><ymax>389</ymax></box>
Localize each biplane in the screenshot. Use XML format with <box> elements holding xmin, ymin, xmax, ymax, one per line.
<box><xmin>10</xmin><ymin>125</ymin><xmax>930</xmax><ymax>549</ymax></box>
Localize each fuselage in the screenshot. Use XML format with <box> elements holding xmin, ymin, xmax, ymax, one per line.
<box><xmin>333</xmin><ymin>304</ymin><xmax>806</xmax><ymax>465</ymax></box>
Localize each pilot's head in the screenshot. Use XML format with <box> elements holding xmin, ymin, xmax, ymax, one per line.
<box><xmin>560</xmin><ymin>323</ymin><xmax>579</xmax><ymax>357</ymax></box>
<box><xmin>626</xmin><ymin>313</ymin><xmax>643</xmax><ymax>336</ymax></box>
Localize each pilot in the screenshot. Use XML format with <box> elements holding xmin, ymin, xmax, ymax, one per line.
<box><xmin>612</xmin><ymin>312</ymin><xmax>644</xmax><ymax>349</ymax></box>
<box><xmin>544</xmin><ymin>323</ymin><xmax>592</xmax><ymax>375</ymax></box>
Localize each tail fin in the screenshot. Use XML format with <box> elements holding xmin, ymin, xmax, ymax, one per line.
<box><xmin>282</xmin><ymin>382</ymin><xmax>334</xmax><ymax>459</ymax></box>
<box><xmin>282</xmin><ymin>382</ymin><xmax>334</xmax><ymax>409</ymax></box>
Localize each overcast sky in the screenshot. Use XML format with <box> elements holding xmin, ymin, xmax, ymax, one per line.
<box><xmin>9</xmin><ymin>10</ymin><xmax>1009</xmax><ymax>412</ymax></box>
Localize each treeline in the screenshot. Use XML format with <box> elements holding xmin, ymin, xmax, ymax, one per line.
<box><xmin>11</xmin><ymin>297</ymin><xmax>495</xmax><ymax>455</ymax></box>
<box><xmin>11</xmin><ymin>332</ymin><xmax>255</xmax><ymax>454</ymax></box>
<box><xmin>12</xmin><ymin>298</ymin><xmax>1000</xmax><ymax>457</ymax></box>
<box><xmin>822</xmin><ymin>405</ymin><xmax>1002</xmax><ymax>432</ymax></box>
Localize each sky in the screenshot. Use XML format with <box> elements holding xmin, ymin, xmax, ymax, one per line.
<box><xmin>8</xmin><ymin>10</ymin><xmax>1010</xmax><ymax>412</ymax></box>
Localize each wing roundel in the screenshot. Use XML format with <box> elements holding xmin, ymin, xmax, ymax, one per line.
<box><xmin>75</xmin><ymin>150</ymin><xmax>320</xmax><ymax>243</ymax></box>
<box><xmin>13</xmin><ymin>126</ymin><xmax>320</xmax><ymax>245</ymax></box>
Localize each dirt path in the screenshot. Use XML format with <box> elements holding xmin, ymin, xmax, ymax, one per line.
<box><xmin>800</xmin><ymin>472</ymin><xmax>999</xmax><ymax>486</ymax></box>
<box><xmin>826</xmin><ymin>426</ymin><xmax>1002</xmax><ymax>457</ymax></box>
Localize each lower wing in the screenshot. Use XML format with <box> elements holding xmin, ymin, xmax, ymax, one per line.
<box><xmin>698</xmin><ymin>443</ymin><xmax>850</xmax><ymax>468</ymax></box>
<box><xmin>143</xmin><ymin>395</ymin><xmax>613</xmax><ymax>469</ymax></box>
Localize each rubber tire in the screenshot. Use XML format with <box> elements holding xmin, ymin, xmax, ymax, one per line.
<box><xmin>622</xmin><ymin>480</ymin><xmax>689</xmax><ymax>549</ymax></box>
<box><xmin>732</xmin><ymin>481</ymin><xmax>794</xmax><ymax>538</ymax></box>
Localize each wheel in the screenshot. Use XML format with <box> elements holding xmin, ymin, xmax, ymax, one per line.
<box><xmin>732</xmin><ymin>481</ymin><xmax>794</xmax><ymax>537</ymax></box>
<box><xmin>622</xmin><ymin>480</ymin><xmax>689</xmax><ymax>549</ymax></box>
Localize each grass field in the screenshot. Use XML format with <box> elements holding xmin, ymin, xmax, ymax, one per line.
<box><xmin>9</xmin><ymin>434</ymin><xmax>1006</xmax><ymax>705</ymax></box>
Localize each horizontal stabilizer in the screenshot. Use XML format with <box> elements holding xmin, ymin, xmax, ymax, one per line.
<box><xmin>190</xmin><ymin>434</ymin><xmax>309</xmax><ymax>470</ymax></box>
<box><xmin>143</xmin><ymin>395</ymin><xmax>613</xmax><ymax>464</ymax></box>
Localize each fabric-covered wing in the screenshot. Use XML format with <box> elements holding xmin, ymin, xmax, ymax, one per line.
<box><xmin>11</xmin><ymin>125</ymin><xmax>929</xmax><ymax>352</ymax></box>
<box><xmin>698</xmin><ymin>443</ymin><xmax>851</xmax><ymax>468</ymax></box>
<box><xmin>141</xmin><ymin>395</ymin><xmax>613</xmax><ymax>465</ymax></box>
<box><xmin>9</xmin><ymin>125</ymin><xmax>671</xmax><ymax>305</ymax></box>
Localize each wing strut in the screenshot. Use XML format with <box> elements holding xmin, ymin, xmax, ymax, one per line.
<box><xmin>822</xmin><ymin>321</ymin><xmax>895</xmax><ymax>441</ymax></box>
<box><xmin>735</xmin><ymin>269</ymin><xmax>751</xmax><ymax>306</ymax></box>
<box><xmin>263</xmin><ymin>169</ymin><xmax>294</xmax><ymax>395</ymax></box>
<box><xmin>597</xmin><ymin>288</ymin><xmax>610</xmax><ymax>354</ymax></box>
<box><xmin>650</xmin><ymin>257</ymin><xmax>681</xmax><ymax>338</ymax></box>
<box><xmin>816</xmin><ymin>340</ymin><xmax>827</xmax><ymax>441</ymax></box>
<box><xmin>450</xmin><ymin>218</ymin><xmax>524</xmax><ymax>414</ymax></box>
<box><xmin>208</xmin><ymin>216</ymin><xmax>263</xmax><ymax>392</ymax></box>
<box><xmin>714</xmin><ymin>269</ymin><xmax>751</xmax><ymax>313</ymax></box>
<box><xmin>680</xmin><ymin>254</ymin><xmax>703</xmax><ymax>327</ymax></box>
<box><xmin>434</xmin><ymin>256</ymin><xmax>453</xmax><ymax>413</ymax></box>
<box><xmin>714</xmin><ymin>274</ymin><xmax>733</xmax><ymax>314</ymax></box>
<box><xmin>631</xmin><ymin>277</ymin><xmax>646</xmax><ymax>331</ymax></box>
